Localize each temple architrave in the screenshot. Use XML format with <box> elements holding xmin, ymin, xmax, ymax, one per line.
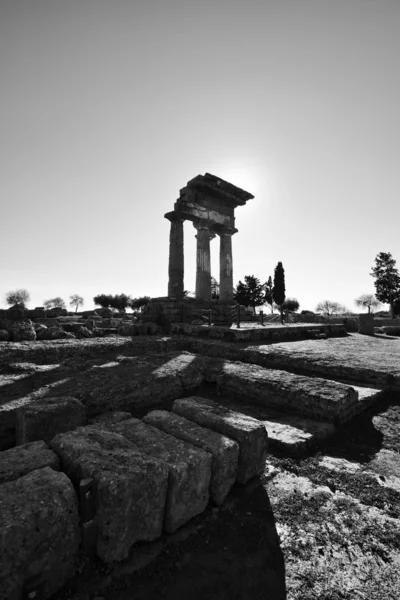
<box><xmin>165</xmin><ymin>173</ymin><xmax>254</xmax><ymax>303</ymax></box>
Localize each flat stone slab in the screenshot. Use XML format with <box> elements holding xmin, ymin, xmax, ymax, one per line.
<box><xmin>172</xmin><ymin>396</ymin><xmax>268</xmax><ymax>484</ymax></box>
<box><xmin>0</xmin><ymin>439</ymin><xmax>60</xmax><ymax>484</ymax></box>
<box><xmin>112</xmin><ymin>419</ymin><xmax>212</xmax><ymax>532</ymax></box>
<box><xmin>242</xmin><ymin>334</ymin><xmax>400</xmax><ymax>390</ymax></box>
<box><xmin>50</xmin><ymin>425</ymin><xmax>169</xmax><ymax>562</ymax></box>
<box><xmin>211</xmin><ymin>361</ymin><xmax>358</xmax><ymax>423</ymax></box>
<box><xmin>0</xmin><ymin>467</ymin><xmax>80</xmax><ymax>600</ymax></box>
<box><xmin>143</xmin><ymin>410</ymin><xmax>239</xmax><ymax>506</ymax></box>
<box><xmin>16</xmin><ymin>396</ymin><xmax>86</xmax><ymax>445</ymax></box>
<box><xmin>211</xmin><ymin>397</ymin><xmax>335</xmax><ymax>456</ymax></box>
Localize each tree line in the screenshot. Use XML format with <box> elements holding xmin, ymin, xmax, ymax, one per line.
<box><xmin>4</xmin><ymin>252</ymin><xmax>400</xmax><ymax>318</ymax></box>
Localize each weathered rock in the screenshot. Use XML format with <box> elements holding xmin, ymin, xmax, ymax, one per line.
<box><xmin>113</xmin><ymin>419</ymin><xmax>212</xmax><ymax>532</ymax></box>
<box><xmin>0</xmin><ymin>329</ymin><xmax>9</xmax><ymax>341</ymax></box>
<box><xmin>0</xmin><ymin>439</ymin><xmax>60</xmax><ymax>484</ymax></box>
<box><xmin>16</xmin><ymin>396</ymin><xmax>86</xmax><ymax>445</ymax></box>
<box><xmin>11</xmin><ymin>319</ymin><xmax>36</xmax><ymax>341</ymax></box>
<box><xmin>172</xmin><ymin>397</ymin><xmax>268</xmax><ymax>484</ymax></box>
<box><xmin>143</xmin><ymin>410</ymin><xmax>239</xmax><ymax>506</ymax></box>
<box><xmin>34</xmin><ymin>322</ymin><xmax>48</xmax><ymax>333</ymax></box>
<box><xmin>0</xmin><ymin>467</ymin><xmax>80</xmax><ymax>600</ymax></box>
<box><xmin>211</xmin><ymin>361</ymin><xmax>359</xmax><ymax>423</ymax></box>
<box><xmin>75</xmin><ymin>325</ymin><xmax>92</xmax><ymax>338</ymax></box>
<box><xmin>50</xmin><ymin>426</ymin><xmax>168</xmax><ymax>562</ymax></box>
<box><xmin>36</xmin><ymin>326</ymin><xmax>70</xmax><ymax>340</ymax></box>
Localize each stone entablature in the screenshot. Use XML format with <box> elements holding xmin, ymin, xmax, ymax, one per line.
<box><xmin>165</xmin><ymin>173</ymin><xmax>253</xmax><ymax>302</ymax></box>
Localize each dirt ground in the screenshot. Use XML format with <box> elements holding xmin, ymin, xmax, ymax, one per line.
<box><xmin>1</xmin><ymin>335</ymin><xmax>399</xmax><ymax>600</ymax></box>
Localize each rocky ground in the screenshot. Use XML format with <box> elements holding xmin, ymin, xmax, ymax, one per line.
<box><xmin>1</xmin><ymin>334</ymin><xmax>399</xmax><ymax>599</ymax></box>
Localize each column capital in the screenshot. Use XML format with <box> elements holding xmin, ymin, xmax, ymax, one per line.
<box><xmin>165</xmin><ymin>211</ymin><xmax>186</xmax><ymax>223</ymax></box>
<box><xmin>214</xmin><ymin>225</ymin><xmax>238</xmax><ymax>237</ymax></box>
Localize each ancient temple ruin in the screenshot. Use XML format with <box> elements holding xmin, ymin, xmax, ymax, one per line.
<box><xmin>165</xmin><ymin>173</ymin><xmax>254</xmax><ymax>302</ymax></box>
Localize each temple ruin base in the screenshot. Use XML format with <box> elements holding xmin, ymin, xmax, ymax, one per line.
<box><xmin>142</xmin><ymin>298</ymin><xmax>236</xmax><ymax>327</ymax></box>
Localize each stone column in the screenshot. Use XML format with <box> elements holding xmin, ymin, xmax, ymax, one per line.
<box><xmin>167</xmin><ymin>217</ymin><xmax>184</xmax><ymax>299</ymax></box>
<box><xmin>194</xmin><ymin>223</ymin><xmax>214</xmax><ymax>301</ymax></box>
<box><xmin>219</xmin><ymin>231</ymin><xmax>234</xmax><ymax>303</ymax></box>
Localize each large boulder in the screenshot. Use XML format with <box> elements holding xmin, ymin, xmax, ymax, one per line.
<box><xmin>11</xmin><ymin>319</ymin><xmax>36</xmax><ymax>341</ymax></box>
<box><xmin>0</xmin><ymin>467</ymin><xmax>80</xmax><ymax>600</ymax></box>
<box><xmin>112</xmin><ymin>419</ymin><xmax>212</xmax><ymax>532</ymax></box>
<box><xmin>50</xmin><ymin>426</ymin><xmax>169</xmax><ymax>562</ymax></box>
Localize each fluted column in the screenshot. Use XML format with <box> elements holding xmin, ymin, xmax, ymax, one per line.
<box><xmin>194</xmin><ymin>223</ymin><xmax>214</xmax><ymax>301</ymax></box>
<box><xmin>167</xmin><ymin>217</ymin><xmax>184</xmax><ymax>299</ymax></box>
<box><xmin>219</xmin><ymin>230</ymin><xmax>234</xmax><ymax>303</ymax></box>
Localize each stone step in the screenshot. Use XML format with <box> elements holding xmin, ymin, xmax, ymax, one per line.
<box><xmin>112</xmin><ymin>418</ymin><xmax>212</xmax><ymax>533</ymax></box>
<box><xmin>143</xmin><ymin>409</ymin><xmax>239</xmax><ymax>506</ymax></box>
<box><xmin>206</xmin><ymin>360</ymin><xmax>359</xmax><ymax>423</ymax></box>
<box><xmin>50</xmin><ymin>425</ymin><xmax>169</xmax><ymax>563</ymax></box>
<box><xmin>208</xmin><ymin>397</ymin><xmax>336</xmax><ymax>457</ymax></box>
<box><xmin>172</xmin><ymin>396</ymin><xmax>268</xmax><ymax>484</ymax></box>
<box><xmin>0</xmin><ymin>439</ymin><xmax>60</xmax><ymax>484</ymax></box>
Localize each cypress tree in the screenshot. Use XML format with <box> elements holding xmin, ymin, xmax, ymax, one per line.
<box><xmin>272</xmin><ymin>262</ymin><xmax>286</xmax><ymax>323</ymax></box>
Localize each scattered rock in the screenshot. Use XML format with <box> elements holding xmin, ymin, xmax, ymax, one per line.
<box><xmin>11</xmin><ymin>319</ymin><xmax>36</xmax><ymax>341</ymax></box>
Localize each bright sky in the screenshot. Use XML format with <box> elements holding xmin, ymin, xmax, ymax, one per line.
<box><xmin>1</xmin><ymin>0</ymin><xmax>399</xmax><ymax>312</ymax></box>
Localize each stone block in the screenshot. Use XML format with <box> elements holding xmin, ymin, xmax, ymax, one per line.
<box><xmin>213</xmin><ymin>362</ymin><xmax>358</xmax><ymax>422</ymax></box>
<box><xmin>143</xmin><ymin>410</ymin><xmax>239</xmax><ymax>506</ymax></box>
<box><xmin>0</xmin><ymin>439</ymin><xmax>60</xmax><ymax>484</ymax></box>
<box><xmin>0</xmin><ymin>467</ymin><xmax>80</xmax><ymax>600</ymax></box>
<box><xmin>50</xmin><ymin>426</ymin><xmax>168</xmax><ymax>562</ymax></box>
<box><xmin>16</xmin><ymin>396</ymin><xmax>86</xmax><ymax>445</ymax></box>
<box><xmin>172</xmin><ymin>397</ymin><xmax>268</xmax><ymax>484</ymax></box>
<box><xmin>113</xmin><ymin>419</ymin><xmax>212</xmax><ymax>532</ymax></box>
